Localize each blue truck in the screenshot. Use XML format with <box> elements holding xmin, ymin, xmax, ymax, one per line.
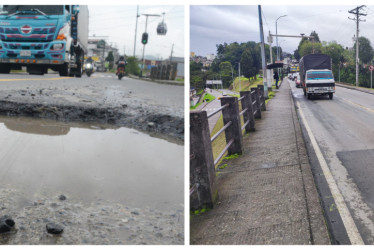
<box><xmin>0</xmin><ymin>5</ymin><xmax>88</xmax><ymax>77</ymax></box>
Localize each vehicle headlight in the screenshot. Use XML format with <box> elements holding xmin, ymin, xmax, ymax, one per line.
<box><xmin>86</xmin><ymin>63</ymin><xmax>92</xmax><ymax>69</ymax></box>
<box><xmin>52</xmin><ymin>43</ymin><xmax>64</xmax><ymax>50</ymax></box>
<box><xmin>56</xmin><ymin>24</ymin><xmax>69</xmax><ymax>41</ymax></box>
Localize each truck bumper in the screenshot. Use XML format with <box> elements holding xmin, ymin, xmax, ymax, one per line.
<box><xmin>307</xmin><ymin>86</ymin><xmax>335</xmax><ymax>94</ymax></box>
<box><xmin>0</xmin><ymin>40</ymin><xmax>66</xmax><ymax>65</ymax></box>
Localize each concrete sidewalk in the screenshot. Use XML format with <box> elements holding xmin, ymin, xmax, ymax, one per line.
<box><xmin>190</xmin><ymin>80</ymin><xmax>330</xmax><ymax>245</ymax></box>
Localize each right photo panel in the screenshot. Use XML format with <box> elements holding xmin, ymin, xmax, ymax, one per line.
<box><xmin>190</xmin><ymin>5</ymin><xmax>374</xmax><ymax>245</ymax></box>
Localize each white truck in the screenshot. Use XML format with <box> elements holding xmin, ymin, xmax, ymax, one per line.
<box><xmin>299</xmin><ymin>54</ymin><xmax>335</xmax><ymax>100</ymax></box>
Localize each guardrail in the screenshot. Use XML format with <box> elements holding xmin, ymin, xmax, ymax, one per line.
<box><xmin>190</xmin><ymin>85</ymin><xmax>266</xmax><ymax>210</ymax></box>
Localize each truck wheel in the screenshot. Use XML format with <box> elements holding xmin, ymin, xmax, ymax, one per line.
<box><xmin>59</xmin><ymin>63</ymin><xmax>70</xmax><ymax>77</ymax></box>
<box><xmin>329</xmin><ymin>93</ymin><xmax>333</xmax><ymax>99</ymax></box>
<box><xmin>0</xmin><ymin>64</ymin><xmax>11</xmax><ymax>74</ymax></box>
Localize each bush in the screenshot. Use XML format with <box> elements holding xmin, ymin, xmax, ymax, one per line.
<box><xmin>126</xmin><ymin>56</ymin><xmax>141</xmax><ymax>76</ymax></box>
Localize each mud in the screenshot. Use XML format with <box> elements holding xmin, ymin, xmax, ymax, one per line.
<box><xmin>0</xmin><ymin>116</ymin><xmax>184</xmax><ymax>244</ymax></box>
<box><xmin>0</xmin><ymin>187</ymin><xmax>183</xmax><ymax>245</ymax></box>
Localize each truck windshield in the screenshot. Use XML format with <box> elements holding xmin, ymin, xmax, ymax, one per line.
<box><xmin>307</xmin><ymin>71</ymin><xmax>333</xmax><ymax>80</ymax></box>
<box><xmin>0</xmin><ymin>5</ymin><xmax>64</xmax><ymax>15</ymax></box>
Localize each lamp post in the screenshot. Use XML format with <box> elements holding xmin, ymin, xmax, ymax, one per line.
<box><xmin>276</xmin><ymin>15</ymin><xmax>287</xmax><ymax>61</ymax></box>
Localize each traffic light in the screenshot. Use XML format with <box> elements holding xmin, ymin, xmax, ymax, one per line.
<box><xmin>141</xmin><ymin>32</ymin><xmax>148</xmax><ymax>45</ymax></box>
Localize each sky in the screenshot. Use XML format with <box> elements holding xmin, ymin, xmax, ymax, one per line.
<box><xmin>88</xmin><ymin>5</ymin><xmax>184</xmax><ymax>60</ymax></box>
<box><xmin>190</xmin><ymin>5</ymin><xmax>374</xmax><ymax>57</ymax></box>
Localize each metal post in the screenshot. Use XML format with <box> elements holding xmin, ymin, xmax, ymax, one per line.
<box><xmin>356</xmin><ymin>21</ymin><xmax>359</xmax><ymax>87</ymax></box>
<box><xmin>190</xmin><ymin>111</ymin><xmax>218</xmax><ymax>209</ymax></box>
<box><xmin>220</xmin><ymin>97</ymin><xmax>243</xmax><ymax>155</ymax></box>
<box><xmin>258</xmin><ymin>5</ymin><xmax>268</xmax><ymax>98</ymax></box>
<box><xmin>240</xmin><ymin>91</ymin><xmax>255</xmax><ymax>132</ymax></box>
<box><xmin>133</xmin><ymin>5</ymin><xmax>139</xmax><ymax>57</ymax></box>
<box><xmin>257</xmin><ymin>85</ymin><xmax>266</xmax><ymax>111</ymax></box>
<box><xmin>251</xmin><ymin>87</ymin><xmax>261</xmax><ymax>119</ymax></box>
<box><xmin>371</xmin><ymin>70</ymin><xmax>372</xmax><ymax>89</ymax></box>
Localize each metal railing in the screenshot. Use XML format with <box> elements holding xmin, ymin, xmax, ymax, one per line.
<box><xmin>190</xmin><ymin>85</ymin><xmax>266</xmax><ymax>210</ymax></box>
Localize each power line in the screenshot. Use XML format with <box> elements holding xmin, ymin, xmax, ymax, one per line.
<box><xmin>348</xmin><ymin>5</ymin><xmax>367</xmax><ymax>87</ymax></box>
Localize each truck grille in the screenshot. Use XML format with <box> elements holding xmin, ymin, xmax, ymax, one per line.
<box><xmin>0</xmin><ymin>26</ymin><xmax>56</xmax><ymax>41</ymax></box>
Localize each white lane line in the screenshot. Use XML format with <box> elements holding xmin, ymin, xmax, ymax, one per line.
<box><xmin>296</xmin><ymin>101</ymin><xmax>364</xmax><ymax>245</ymax></box>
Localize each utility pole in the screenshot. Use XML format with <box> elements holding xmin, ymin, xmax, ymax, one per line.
<box><xmin>268</xmin><ymin>31</ymin><xmax>273</xmax><ymax>90</ymax></box>
<box><xmin>133</xmin><ymin>5</ymin><xmax>139</xmax><ymax>57</ymax></box>
<box><xmin>140</xmin><ymin>13</ymin><xmax>161</xmax><ymax>77</ymax></box>
<box><xmin>258</xmin><ymin>5</ymin><xmax>268</xmax><ymax>98</ymax></box>
<box><xmin>349</xmin><ymin>5</ymin><xmax>366</xmax><ymax>87</ymax></box>
<box><xmin>170</xmin><ymin>43</ymin><xmax>174</xmax><ymax>62</ymax></box>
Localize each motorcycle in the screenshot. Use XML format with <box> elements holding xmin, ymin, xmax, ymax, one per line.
<box><xmin>85</xmin><ymin>62</ymin><xmax>93</xmax><ymax>77</ymax></box>
<box><xmin>117</xmin><ymin>65</ymin><xmax>125</xmax><ymax>80</ymax></box>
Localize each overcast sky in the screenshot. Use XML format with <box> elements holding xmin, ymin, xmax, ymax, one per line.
<box><xmin>190</xmin><ymin>5</ymin><xmax>374</xmax><ymax>57</ymax></box>
<box><xmin>88</xmin><ymin>5</ymin><xmax>184</xmax><ymax>60</ymax></box>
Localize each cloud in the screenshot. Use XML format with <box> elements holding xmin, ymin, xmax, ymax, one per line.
<box><xmin>191</xmin><ymin>5</ymin><xmax>374</xmax><ymax>56</ymax></box>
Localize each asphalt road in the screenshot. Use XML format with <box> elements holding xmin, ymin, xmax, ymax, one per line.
<box><xmin>0</xmin><ymin>71</ymin><xmax>183</xmax><ymax>117</ymax></box>
<box><xmin>0</xmin><ymin>71</ymin><xmax>184</xmax><ymax>140</ymax></box>
<box><xmin>289</xmin><ymin>78</ymin><xmax>374</xmax><ymax>244</ymax></box>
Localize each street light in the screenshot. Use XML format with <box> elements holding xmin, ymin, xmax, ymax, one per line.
<box><xmin>278</xmin><ymin>39</ymin><xmax>286</xmax><ymax>58</ymax></box>
<box><xmin>276</xmin><ymin>15</ymin><xmax>287</xmax><ymax>61</ymax></box>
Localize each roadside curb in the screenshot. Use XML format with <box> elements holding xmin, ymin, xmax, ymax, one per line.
<box><xmin>127</xmin><ymin>75</ymin><xmax>184</xmax><ymax>86</ymax></box>
<box><xmin>288</xmin><ymin>83</ymin><xmax>331</xmax><ymax>245</ymax></box>
<box><xmin>291</xmin><ymin>81</ymin><xmax>351</xmax><ymax>244</ymax></box>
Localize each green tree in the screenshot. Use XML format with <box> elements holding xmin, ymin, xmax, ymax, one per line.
<box><xmin>309</xmin><ymin>31</ymin><xmax>321</xmax><ymax>43</ymax></box>
<box><xmin>190</xmin><ymin>61</ymin><xmax>203</xmax><ymax>72</ymax></box>
<box><xmin>322</xmin><ymin>41</ymin><xmax>344</xmax><ymax>67</ymax></box>
<box><xmin>299</xmin><ymin>40</ymin><xmax>323</xmax><ymax>57</ymax></box>
<box><xmin>240</xmin><ymin>48</ymin><xmax>254</xmax><ymax>78</ymax></box>
<box><xmin>105</xmin><ymin>51</ymin><xmax>114</xmax><ymax>70</ymax></box>
<box><xmin>353</xmin><ymin>36</ymin><xmax>374</xmax><ymax>64</ymax></box>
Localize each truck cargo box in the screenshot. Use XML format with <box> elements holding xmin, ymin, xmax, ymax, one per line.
<box><xmin>299</xmin><ymin>54</ymin><xmax>332</xmax><ymax>82</ymax></box>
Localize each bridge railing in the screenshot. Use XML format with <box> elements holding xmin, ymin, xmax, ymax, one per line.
<box><xmin>190</xmin><ymin>85</ymin><xmax>266</xmax><ymax>210</ymax></box>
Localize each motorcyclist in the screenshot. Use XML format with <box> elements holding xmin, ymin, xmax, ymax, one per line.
<box><xmin>116</xmin><ymin>56</ymin><xmax>127</xmax><ymax>75</ymax></box>
<box><xmin>86</xmin><ymin>56</ymin><xmax>94</xmax><ymax>65</ymax></box>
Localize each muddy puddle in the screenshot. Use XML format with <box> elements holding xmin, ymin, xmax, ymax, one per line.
<box><xmin>0</xmin><ymin>116</ymin><xmax>184</xmax><ymax>244</ymax></box>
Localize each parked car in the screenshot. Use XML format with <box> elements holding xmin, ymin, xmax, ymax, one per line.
<box><xmin>292</xmin><ymin>72</ymin><xmax>299</xmax><ymax>81</ymax></box>
<box><xmin>295</xmin><ymin>75</ymin><xmax>301</xmax><ymax>88</ymax></box>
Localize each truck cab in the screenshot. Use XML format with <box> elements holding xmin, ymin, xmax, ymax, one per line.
<box><xmin>304</xmin><ymin>69</ymin><xmax>335</xmax><ymax>99</ymax></box>
<box><xmin>0</xmin><ymin>5</ymin><xmax>87</xmax><ymax>76</ymax></box>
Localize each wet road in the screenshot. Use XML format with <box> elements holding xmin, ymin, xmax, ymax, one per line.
<box><xmin>0</xmin><ymin>116</ymin><xmax>184</xmax><ymax>244</ymax></box>
<box><xmin>0</xmin><ymin>71</ymin><xmax>184</xmax><ymax>244</ymax></box>
<box><xmin>0</xmin><ymin>72</ymin><xmax>183</xmax><ymax>117</ymax></box>
<box><xmin>0</xmin><ymin>71</ymin><xmax>184</xmax><ymax>140</ymax></box>
<box><xmin>290</xmin><ymin>79</ymin><xmax>374</xmax><ymax>244</ymax></box>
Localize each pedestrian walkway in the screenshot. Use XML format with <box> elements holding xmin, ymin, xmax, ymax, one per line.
<box><xmin>190</xmin><ymin>80</ymin><xmax>330</xmax><ymax>245</ymax></box>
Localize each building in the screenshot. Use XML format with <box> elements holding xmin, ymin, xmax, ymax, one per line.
<box><xmin>87</xmin><ymin>36</ymin><xmax>120</xmax><ymax>69</ymax></box>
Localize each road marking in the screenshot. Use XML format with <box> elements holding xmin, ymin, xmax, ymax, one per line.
<box><xmin>340</xmin><ymin>97</ymin><xmax>374</xmax><ymax>113</ymax></box>
<box><xmin>296</xmin><ymin>101</ymin><xmax>364</xmax><ymax>245</ymax></box>
<box><xmin>0</xmin><ymin>77</ymin><xmax>71</xmax><ymax>82</ymax></box>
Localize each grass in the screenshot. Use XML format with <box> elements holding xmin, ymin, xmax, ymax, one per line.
<box><xmin>190</xmin><ymin>92</ymin><xmax>216</xmax><ymax>110</ymax></box>
<box><xmin>231</xmin><ymin>77</ymin><xmax>263</xmax><ymax>92</ymax></box>
<box><xmin>210</xmin><ymin>83</ymin><xmax>276</xmax><ymax>167</ymax></box>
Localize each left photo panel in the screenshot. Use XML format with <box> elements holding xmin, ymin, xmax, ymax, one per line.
<box><xmin>0</xmin><ymin>4</ymin><xmax>184</xmax><ymax>244</ymax></box>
